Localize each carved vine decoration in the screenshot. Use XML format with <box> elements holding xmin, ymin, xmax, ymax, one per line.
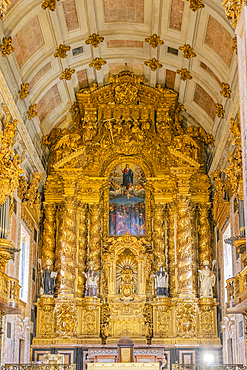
<box><xmin>0</xmin><ymin>116</ymin><xmax>23</xmax><ymax>207</ymax></box>
<box><xmin>42</xmin><ymin>71</ymin><xmax>214</xmax><ymax>176</ymax></box>
<box><xmin>212</xmin><ymin>116</ymin><xmax>243</xmax><ymax>221</ymax></box>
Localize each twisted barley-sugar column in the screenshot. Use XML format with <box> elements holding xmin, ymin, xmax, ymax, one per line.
<box><xmin>198</xmin><ymin>203</ymin><xmax>212</xmax><ymax>269</ymax></box>
<box><xmin>56</xmin><ymin>197</ymin><xmax>77</xmax><ymax>295</ymax></box>
<box><xmin>77</xmin><ymin>203</ymin><xmax>88</xmax><ymax>296</ymax></box>
<box><xmin>89</xmin><ymin>203</ymin><xmax>102</xmax><ymax>271</ymax></box>
<box><xmin>168</xmin><ymin>202</ymin><xmax>177</xmax><ymax>297</ymax></box>
<box><xmin>153</xmin><ymin>203</ymin><xmax>165</xmax><ymax>268</ymax></box>
<box><xmin>42</xmin><ymin>203</ymin><xmax>56</xmax><ymax>266</ymax></box>
<box><xmin>177</xmin><ymin>197</ymin><xmax>197</xmax><ymax>295</ymax></box>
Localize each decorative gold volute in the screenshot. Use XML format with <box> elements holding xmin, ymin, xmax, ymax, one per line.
<box><xmin>20</xmin><ymin>172</ymin><xmax>42</xmax><ymax>228</ymax></box>
<box><xmin>0</xmin><ymin>116</ymin><xmax>23</xmax><ymax>207</ymax></box>
<box><xmin>42</xmin><ymin>71</ymin><xmax>214</xmax><ymax>177</ymax></box>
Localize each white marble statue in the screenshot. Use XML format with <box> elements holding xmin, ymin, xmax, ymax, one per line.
<box><xmin>83</xmin><ymin>262</ymin><xmax>102</xmax><ymax>297</ymax></box>
<box><xmin>198</xmin><ymin>260</ymin><xmax>216</xmax><ymax>297</ymax></box>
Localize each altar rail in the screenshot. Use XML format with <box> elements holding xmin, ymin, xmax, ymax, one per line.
<box><xmin>172</xmin><ymin>365</ymin><xmax>245</xmax><ymax>370</ymax></box>
<box><xmin>1</xmin><ymin>365</ymin><xmax>76</xmax><ymax>370</ymax></box>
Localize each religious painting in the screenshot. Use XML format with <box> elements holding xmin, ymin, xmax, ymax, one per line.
<box><xmin>109</xmin><ymin>163</ymin><xmax>146</xmax><ymax>236</ymax></box>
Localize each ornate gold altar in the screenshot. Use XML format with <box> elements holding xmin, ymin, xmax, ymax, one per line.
<box><xmin>33</xmin><ymin>71</ymin><xmax>219</xmax><ymax>347</ymax></box>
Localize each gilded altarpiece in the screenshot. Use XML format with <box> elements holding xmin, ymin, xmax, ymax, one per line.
<box><xmin>33</xmin><ymin>72</ymin><xmax>220</xmax><ymax>347</ymax></box>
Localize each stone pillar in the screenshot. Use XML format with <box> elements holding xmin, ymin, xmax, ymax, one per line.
<box><xmin>89</xmin><ymin>203</ymin><xmax>101</xmax><ymax>271</ymax></box>
<box><xmin>177</xmin><ymin>197</ymin><xmax>197</xmax><ymax>297</ymax></box>
<box><xmin>41</xmin><ymin>203</ymin><xmax>56</xmax><ymax>266</ymax></box>
<box><xmin>168</xmin><ymin>202</ymin><xmax>177</xmax><ymax>297</ymax></box>
<box><xmin>153</xmin><ymin>203</ymin><xmax>165</xmax><ymax>269</ymax></box>
<box><xmin>56</xmin><ymin>196</ymin><xmax>77</xmax><ymax>295</ymax></box>
<box><xmin>198</xmin><ymin>202</ymin><xmax>212</xmax><ymax>269</ymax></box>
<box><xmin>77</xmin><ymin>203</ymin><xmax>88</xmax><ymax>297</ymax></box>
<box><xmin>236</xmin><ymin>7</ymin><xmax>247</xmax><ymax>246</ymax></box>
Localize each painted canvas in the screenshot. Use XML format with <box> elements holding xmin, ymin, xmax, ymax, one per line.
<box><xmin>109</xmin><ymin>163</ymin><xmax>146</xmax><ymax>236</ymax></box>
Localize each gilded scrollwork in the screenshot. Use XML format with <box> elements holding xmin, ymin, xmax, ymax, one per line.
<box><xmin>55</xmin><ymin>296</ymin><xmax>77</xmax><ymax>338</ymax></box>
<box><xmin>198</xmin><ymin>203</ymin><xmax>212</xmax><ymax>269</ymax></box>
<box><xmin>176</xmin><ymin>298</ymin><xmax>198</xmax><ymax>338</ymax></box>
<box><xmin>153</xmin><ymin>204</ymin><xmax>165</xmax><ymax>269</ymax></box>
<box><xmin>177</xmin><ymin>197</ymin><xmax>197</xmax><ymax>295</ymax></box>
<box><xmin>89</xmin><ymin>203</ymin><xmax>102</xmax><ymax>272</ymax></box>
<box><xmin>56</xmin><ymin>197</ymin><xmax>77</xmax><ymax>294</ymax></box>
<box><xmin>77</xmin><ymin>203</ymin><xmax>88</xmax><ymax>296</ymax></box>
<box><xmin>0</xmin><ymin>116</ymin><xmax>23</xmax><ymax>206</ymax></box>
<box><xmin>42</xmin><ymin>203</ymin><xmax>56</xmax><ymax>267</ymax></box>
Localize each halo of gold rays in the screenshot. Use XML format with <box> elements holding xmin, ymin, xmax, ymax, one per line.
<box><xmin>116</xmin><ymin>249</ymin><xmax>138</xmax><ymax>286</ymax></box>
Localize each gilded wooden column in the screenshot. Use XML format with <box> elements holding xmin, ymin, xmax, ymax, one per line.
<box><xmin>89</xmin><ymin>203</ymin><xmax>101</xmax><ymax>271</ymax></box>
<box><xmin>177</xmin><ymin>197</ymin><xmax>197</xmax><ymax>296</ymax></box>
<box><xmin>77</xmin><ymin>203</ymin><xmax>88</xmax><ymax>297</ymax></box>
<box><xmin>42</xmin><ymin>203</ymin><xmax>56</xmax><ymax>266</ymax></box>
<box><xmin>168</xmin><ymin>202</ymin><xmax>177</xmax><ymax>297</ymax></box>
<box><xmin>198</xmin><ymin>202</ymin><xmax>212</xmax><ymax>269</ymax></box>
<box><xmin>56</xmin><ymin>196</ymin><xmax>77</xmax><ymax>295</ymax></box>
<box><xmin>153</xmin><ymin>203</ymin><xmax>165</xmax><ymax>268</ymax></box>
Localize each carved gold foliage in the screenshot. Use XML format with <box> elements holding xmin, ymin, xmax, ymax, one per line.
<box><xmin>38</xmin><ymin>297</ymin><xmax>55</xmax><ymax>336</ymax></box>
<box><xmin>60</xmin><ymin>68</ymin><xmax>75</xmax><ymax>81</ymax></box>
<box><xmin>56</xmin><ymin>196</ymin><xmax>77</xmax><ymax>293</ymax></box>
<box><xmin>199</xmin><ymin>305</ymin><xmax>214</xmax><ymax>336</ymax></box>
<box><xmin>42</xmin><ymin>203</ymin><xmax>56</xmax><ymax>266</ymax></box>
<box><xmin>0</xmin><ymin>0</ymin><xmax>11</xmax><ymax>19</ymax></box>
<box><xmin>89</xmin><ymin>203</ymin><xmax>102</xmax><ymax>271</ymax></box>
<box><xmin>222</xmin><ymin>0</ymin><xmax>244</xmax><ymax>28</ymax></box>
<box><xmin>55</xmin><ymin>296</ymin><xmax>77</xmax><ymax>338</ymax></box>
<box><xmin>153</xmin><ymin>204</ymin><xmax>165</xmax><ymax>268</ymax></box>
<box><xmin>215</xmin><ymin>103</ymin><xmax>225</xmax><ymax>118</ymax></box>
<box><xmin>198</xmin><ymin>203</ymin><xmax>212</xmax><ymax>269</ymax></box>
<box><xmin>144</xmin><ymin>58</ymin><xmax>163</xmax><ymax>71</ymax></box>
<box><xmin>54</xmin><ymin>44</ymin><xmax>71</xmax><ymax>58</ymax></box>
<box><xmin>143</xmin><ymin>303</ymin><xmax>153</xmax><ymax>339</ymax></box>
<box><xmin>41</xmin><ymin>0</ymin><xmax>59</xmax><ymax>11</ymax></box>
<box><xmin>187</xmin><ymin>0</ymin><xmax>205</xmax><ymax>11</ymax></box>
<box><xmin>168</xmin><ymin>203</ymin><xmax>177</xmax><ymax>297</ymax></box>
<box><xmin>177</xmin><ymin>197</ymin><xmax>197</xmax><ymax>295</ymax></box>
<box><xmin>156</xmin><ymin>306</ymin><xmax>171</xmax><ymax>336</ymax></box>
<box><xmin>145</xmin><ymin>34</ymin><xmax>164</xmax><ymax>48</ymax></box>
<box><xmin>85</xmin><ymin>33</ymin><xmax>104</xmax><ymax>48</ymax></box>
<box><xmin>0</xmin><ymin>116</ymin><xmax>23</xmax><ymax>206</ymax></box>
<box><xmin>19</xmin><ymin>83</ymin><xmax>30</xmax><ymax>101</ymax></box>
<box><xmin>81</xmin><ymin>307</ymin><xmax>97</xmax><ymax>335</ymax></box>
<box><xmin>179</xmin><ymin>44</ymin><xmax>197</xmax><ymax>58</ymax></box>
<box><xmin>101</xmin><ymin>303</ymin><xmax>110</xmax><ymax>342</ymax></box>
<box><xmin>22</xmin><ymin>171</ymin><xmax>42</xmax><ymax>218</ymax></box>
<box><xmin>1</xmin><ymin>36</ymin><xmax>14</xmax><ymax>57</ymax></box>
<box><xmin>232</xmin><ymin>36</ymin><xmax>237</xmax><ymax>54</ymax></box>
<box><xmin>27</xmin><ymin>104</ymin><xmax>38</xmax><ymax>120</ymax></box>
<box><xmin>224</xmin><ymin>117</ymin><xmax>243</xmax><ymax>199</ymax></box>
<box><xmin>176</xmin><ymin>68</ymin><xmax>192</xmax><ymax>81</ymax></box>
<box><xmin>220</xmin><ymin>82</ymin><xmax>231</xmax><ymax>98</ymax></box>
<box><xmin>89</xmin><ymin>57</ymin><xmax>107</xmax><ymax>70</ymax></box>
<box><xmin>176</xmin><ymin>298</ymin><xmax>198</xmax><ymax>338</ymax></box>
<box><xmin>77</xmin><ymin>203</ymin><xmax>88</xmax><ymax>296</ymax></box>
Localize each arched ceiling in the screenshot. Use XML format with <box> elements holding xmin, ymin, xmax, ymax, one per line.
<box><xmin>1</xmin><ymin>0</ymin><xmax>239</xmax><ymax>171</ymax></box>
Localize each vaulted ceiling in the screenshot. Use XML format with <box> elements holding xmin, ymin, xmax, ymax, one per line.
<box><xmin>1</xmin><ymin>0</ymin><xmax>239</xmax><ymax>172</ymax></box>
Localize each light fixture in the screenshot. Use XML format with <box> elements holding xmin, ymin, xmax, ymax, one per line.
<box><xmin>204</xmin><ymin>353</ymin><xmax>214</xmax><ymax>364</ymax></box>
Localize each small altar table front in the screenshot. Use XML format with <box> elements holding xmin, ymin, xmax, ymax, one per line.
<box><xmin>88</xmin><ymin>363</ymin><xmax>160</xmax><ymax>370</ymax></box>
